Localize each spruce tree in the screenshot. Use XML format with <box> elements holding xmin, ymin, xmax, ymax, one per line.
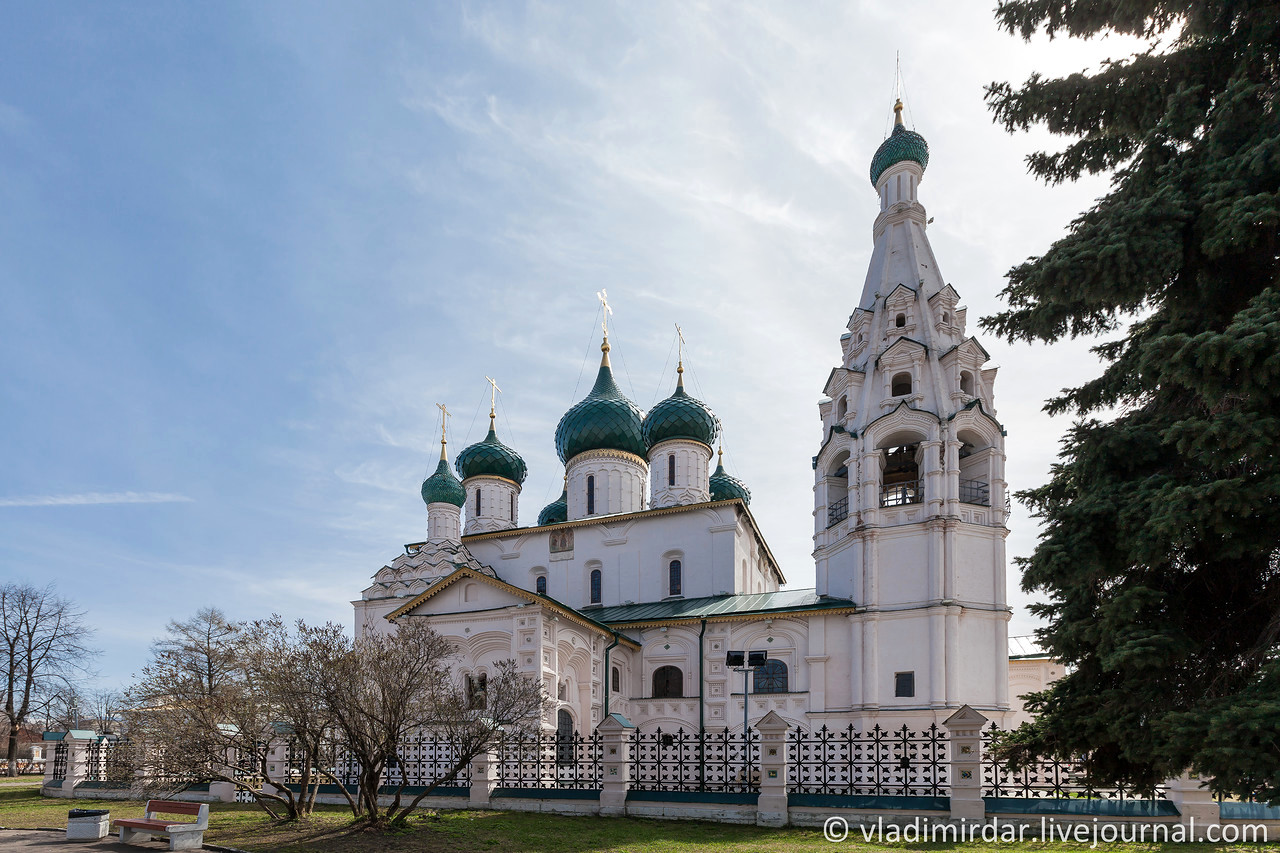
<box><xmin>983</xmin><ymin>1</ymin><xmax>1280</xmax><ymax>800</ymax></box>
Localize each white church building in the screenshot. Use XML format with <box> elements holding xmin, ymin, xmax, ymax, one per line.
<box><xmin>354</xmin><ymin>102</ymin><xmax>1016</xmax><ymax>737</ymax></box>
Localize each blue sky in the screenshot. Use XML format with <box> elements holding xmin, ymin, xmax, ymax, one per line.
<box><xmin>1</xmin><ymin>2</ymin><xmax>1139</xmax><ymax>689</ymax></box>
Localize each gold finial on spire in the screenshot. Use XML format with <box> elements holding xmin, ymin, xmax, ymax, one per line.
<box><xmin>596</xmin><ymin>289</ymin><xmax>614</xmax><ymax>362</ymax></box>
<box><xmin>435</xmin><ymin>402</ymin><xmax>451</xmax><ymax>460</ymax></box>
<box><xmin>893</xmin><ymin>98</ymin><xmax>904</xmax><ymax>127</ymax></box>
<box><xmin>484</xmin><ymin>376</ymin><xmax>501</xmax><ymax>427</ymax></box>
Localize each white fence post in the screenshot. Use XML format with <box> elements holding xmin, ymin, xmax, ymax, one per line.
<box><xmin>755</xmin><ymin>710</ymin><xmax>790</xmax><ymax>827</ymax></box>
<box><xmin>943</xmin><ymin>705</ymin><xmax>988</xmax><ymax>822</ymax></box>
<box><xmin>1166</xmin><ymin>772</ymin><xmax>1219</xmax><ymax>840</ymax></box>
<box><xmin>469</xmin><ymin>744</ymin><xmax>499</xmax><ymax>808</ymax></box>
<box><xmin>597</xmin><ymin>713</ymin><xmax>635</xmax><ymax>817</ymax></box>
<box><xmin>61</xmin><ymin>732</ymin><xmax>92</xmax><ymax>797</ymax></box>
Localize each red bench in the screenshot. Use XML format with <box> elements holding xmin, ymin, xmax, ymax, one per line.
<box><xmin>114</xmin><ymin>800</ymin><xmax>209</xmax><ymax>850</ymax></box>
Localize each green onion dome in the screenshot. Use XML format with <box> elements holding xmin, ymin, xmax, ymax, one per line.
<box><xmin>421</xmin><ymin>444</ymin><xmax>466</xmax><ymax>507</ymax></box>
<box><xmin>554</xmin><ymin>341</ymin><xmax>646</xmax><ymax>464</ymax></box>
<box><xmin>709</xmin><ymin>448</ymin><xmax>751</xmax><ymax>505</ymax></box>
<box><xmin>455</xmin><ymin>415</ymin><xmax>528</xmax><ymax>484</ymax></box>
<box><xmin>869</xmin><ymin>100</ymin><xmax>929</xmax><ymax>187</ymax></box>
<box><xmin>642</xmin><ymin>366</ymin><xmax>718</xmax><ymax>450</ymax></box>
<box><xmin>537</xmin><ymin>481</ymin><xmax>569</xmax><ymax>526</ymax></box>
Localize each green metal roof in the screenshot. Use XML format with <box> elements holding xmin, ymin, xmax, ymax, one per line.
<box><xmin>421</xmin><ymin>455</ymin><xmax>466</xmax><ymax>507</ymax></box>
<box><xmin>456</xmin><ymin>419</ymin><xmax>528</xmax><ymax>484</ymax></box>
<box><xmin>642</xmin><ymin>373</ymin><xmax>718</xmax><ymax>450</ymax></box>
<box><xmin>870</xmin><ymin>122</ymin><xmax>929</xmax><ymax>187</ymax></box>
<box><xmin>537</xmin><ymin>487</ymin><xmax>568</xmax><ymax>526</ymax></box>
<box><xmin>709</xmin><ymin>459</ymin><xmax>751</xmax><ymax>505</ymax></box>
<box><xmin>555</xmin><ymin>356</ymin><xmax>646</xmax><ymax>463</ymax></box>
<box><xmin>592</xmin><ymin>588</ymin><xmax>855</xmax><ymax>625</ymax></box>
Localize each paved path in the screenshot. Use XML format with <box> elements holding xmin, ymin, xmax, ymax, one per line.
<box><xmin>0</xmin><ymin>831</ymin><xmax>168</xmax><ymax>852</ymax></box>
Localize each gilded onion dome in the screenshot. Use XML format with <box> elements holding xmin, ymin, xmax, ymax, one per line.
<box><xmin>554</xmin><ymin>339</ymin><xmax>646</xmax><ymax>463</ymax></box>
<box><xmin>421</xmin><ymin>441</ymin><xmax>466</xmax><ymax>507</ymax></box>
<box><xmin>642</xmin><ymin>365</ymin><xmax>718</xmax><ymax>450</ymax></box>
<box><xmin>537</xmin><ymin>479</ymin><xmax>569</xmax><ymax>526</ymax></box>
<box><xmin>869</xmin><ymin>100</ymin><xmax>929</xmax><ymax>187</ymax></box>
<box><xmin>455</xmin><ymin>414</ymin><xmax>528</xmax><ymax>484</ymax></box>
<box><xmin>709</xmin><ymin>447</ymin><xmax>751</xmax><ymax>505</ymax></box>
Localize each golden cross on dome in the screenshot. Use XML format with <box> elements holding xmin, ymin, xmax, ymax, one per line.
<box><xmin>435</xmin><ymin>403</ymin><xmax>451</xmax><ymax>458</ymax></box>
<box><xmin>597</xmin><ymin>289</ymin><xmax>613</xmax><ymax>338</ymax></box>
<box><xmin>675</xmin><ymin>323</ymin><xmax>686</xmax><ymax>370</ymax></box>
<box><xmin>484</xmin><ymin>376</ymin><xmax>502</xmax><ymax>422</ymax></box>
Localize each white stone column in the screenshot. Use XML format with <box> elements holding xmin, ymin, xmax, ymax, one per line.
<box><xmin>1165</xmin><ymin>772</ymin><xmax>1220</xmax><ymax>840</ymax></box>
<box><xmin>943</xmin><ymin>705</ymin><xmax>988</xmax><ymax>822</ymax></box>
<box><xmin>597</xmin><ymin>714</ymin><xmax>635</xmax><ymax>816</ymax></box>
<box><xmin>755</xmin><ymin>711</ymin><xmax>790</xmax><ymax>827</ymax></box>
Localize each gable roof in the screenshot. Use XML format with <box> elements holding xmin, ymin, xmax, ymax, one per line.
<box><xmin>385</xmin><ymin>564</ymin><xmax>641</xmax><ymax>648</ymax></box>
<box><xmin>591</xmin><ymin>588</ymin><xmax>857</xmax><ymax>628</ymax></box>
<box><xmin>875</xmin><ymin>335</ymin><xmax>927</xmax><ymax>366</ymax></box>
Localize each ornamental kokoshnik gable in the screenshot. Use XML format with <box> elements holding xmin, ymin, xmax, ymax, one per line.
<box><xmin>354</xmin><ymin>101</ymin><xmax>1013</xmax><ymax>736</ymax></box>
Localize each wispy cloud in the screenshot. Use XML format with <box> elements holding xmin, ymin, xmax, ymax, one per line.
<box><xmin>0</xmin><ymin>492</ymin><xmax>194</xmax><ymax>508</ymax></box>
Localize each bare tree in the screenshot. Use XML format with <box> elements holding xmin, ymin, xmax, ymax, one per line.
<box><xmin>1</xmin><ymin>583</ymin><xmax>97</xmax><ymax>776</ymax></box>
<box><xmin>87</xmin><ymin>688</ymin><xmax>124</xmax><ymax>735</ymax></box>
<box><xmin>308</xmin><ymin>619</ymin><xmax>546</xmax><ymax>826</ymax></box>
<box><xmin>126</xmin><ymin>610</ymin><xmax>346</xmax><ymax>820</ymax></box>
<box><xmin>150</xmin><ymin>608</ymin><xmax>242</xmax><ymax>697</ymax></box>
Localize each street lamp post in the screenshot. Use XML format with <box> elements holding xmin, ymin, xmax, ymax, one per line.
<box><xmin>725</xmin><ymin>650</ymin><xmax>768</xmax><ymax>738</ymax></box>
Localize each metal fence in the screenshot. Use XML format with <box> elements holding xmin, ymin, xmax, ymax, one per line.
<box><xmin>497</xmin><ymin>729</ymin><xmax>602</xmax><ymax>789</ymax></box>
<box><xmin>293</xmin><ymin>734</ymin><xmax>474</xmax><ymax>790</ymax></box>
<box><xmin>982</xmin><ymin>724</ymin><xmax>1166</xmax><ymax>800</ymax></box>
<box><xmin>788</xmin><ymin>723</ymin><xmax>949</xmax><ymax>797</ymax></box>
<box><xmin>881</xmin><ymin>480</ymin><xmax>922</xmax><ymax>507</ymax></box>
<box><xmin>958</xmin><ymin>478</ymin><xmax>990</xmax><ymax>506</ymax></box>
<box><xmin>84</xmin><ymin>738</ymin><xmax>135</xmax><ymax>786</ymax></box>
<box><xmin>827</xmin><ymin>497</ymin><xmax>849</xmax><ymax>528</ymax></box>
<box><xmin>631</xmin><ymin>728</ymin><xmax>759</xmax><ymax>793</ymax></box>
<box><xmin>50</xmin><ymin>742</ymin><xmax>67</xmax><ymax>781</ymax></box>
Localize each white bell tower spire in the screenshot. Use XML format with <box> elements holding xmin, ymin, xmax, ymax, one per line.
<box><xmin>813</xmin><ymin>100</ymin><xmax>1010</xmax><ymax>721</ymax></box>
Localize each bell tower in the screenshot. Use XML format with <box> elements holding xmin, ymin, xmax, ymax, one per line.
<box><xmin>813</xmin><ymin>101</ymin><xmax>1010</xmax><ymax>718</ymax></box>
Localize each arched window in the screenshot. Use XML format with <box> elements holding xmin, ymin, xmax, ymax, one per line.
<box><xmin>589</xmin><ymin>569</ymin><xmax>602</xmax><ymax>604</ymax></box>
<box><xmin>466</xmin><ymin>673</ymin><xmax>487</xmax><ymax>709</ymax></box>
<box><xmin>753</xmin><ymin>660</ymin><xmax>788</xmax><ymax>694</ymax></box>
<box><xmin>891</xmin><ymin>372</ymin><xmax>912</xmax><ymax>397</ymax></box>
<box><xmin>960</xmin><ymin>370</ymin><xmax>975</xmax><ymax>396</ymax></box>
<box><xmin>509</xmin><ymin>492</ymin><xmax>514</xmax><ymax>520</ymax></box>
<box><xmin>836</xmin><ymin>396</ymin><xmax>847</xmax><ymax>421</ymax></box>
<box><xmin>475</xmin><ymin>488</ymin><xmax>482</xmax><ymax>516</ymax></box>
<box><xmin>611</xmin><ymin>666</ymin><xmax>620</xmax><ymax>693</ymax></box>
<box><xmin>668</xmin><ymin>454</ymin><xmax>676</xmax><ymax>486</ymax></box>
<box><xmin>463</xmin><ymin>583</ymin><xmax>477</xmax><ymax>602</ymax></box>
<box><xmin>586</xmin><ymin>475</ymin><xmax>595</xmax><ymax>515</ymax></box>
<box><xmin>941</xmin><ymin>311</ymin><xmax>950</xmax><ymax>324</ymax></box>
<box><xmin>652</xmin><ymin>665</ymin><xmax>683</xmax><ymax>699</ymax></box>
<box><xmin>535</xmin><ymin>576</ymin><xmax>547</xmax><ymax>596</ymax></box>
<box><xmin>556</xmin><ymin>708</ymin><xmax>574</xmax><ymax>764</ymax></box>
<box><xmin>896</xmin><ymin>313</ymin><xmax>906</xmax><ymax>328</ymax></box>
<box><xmin>668</xmin><ymin>560</ymin><xmax>682</xmax><ymax>597</ymax></box>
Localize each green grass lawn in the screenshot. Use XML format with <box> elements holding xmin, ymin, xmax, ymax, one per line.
<box><xmin>0</xmin><ymin>784</ymin><xmax>1275</xmax><ymax>852</ymax></box>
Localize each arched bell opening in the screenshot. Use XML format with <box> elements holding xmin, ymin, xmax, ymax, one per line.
<box><xmin>957</xmin><ymin>427</ymin><xmax>994</xmax><ymax>506</ymax></box>
<box><xmin>877</xmin><ymin>433</ymin><xmax>924</xmax><ymax>508</ymax></box>
<box><xmin>824</xmin><ymin>450</ymin><xmax>851</xmax><ymax>528</ymax></box>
